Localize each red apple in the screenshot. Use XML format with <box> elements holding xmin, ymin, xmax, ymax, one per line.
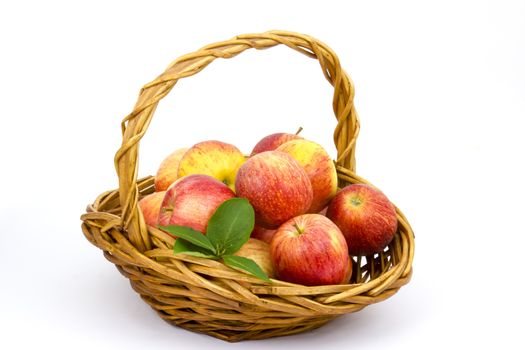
<box><xmin>270</xmin><ymin>214</ymin><xmax>351</xmax><ymax>286</ymax></box>
<box><xmin>276</xmin><ymin>139</ymin><xmax>338</xmax><ymax>213</ymax></box>
<box><xmin>158</xmin><ymin>174</ymin><xmax>235</xmax><ymax>233</ymax></box>
<box><xmin>326</xmin><ymin>184</ymin><xmax>397</xmax><ymax>255</ymax></box>
<box><xmin>235</xmin><ymin>151</ymin><xmax>313</xmax><ymax>229</ymax></box>
<box><xmin>138</xmin><ymin>191</ymin><xmax>166</xmax><ymax>227</ymax></box>
<box><xmin>251</xmin><ymin>225</ymin><xmax>276</xmax><ymax>244</ymax></box>
<box><xmin>250</xmin><ymin>132</ymin><xmax>302</xmax><ymax>156</ymax></box>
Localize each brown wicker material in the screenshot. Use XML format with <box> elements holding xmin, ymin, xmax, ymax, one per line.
<box><xmin>80</xmin><ymin>30</ymin><xmax>415</xmax><ymax>342</ymax></box>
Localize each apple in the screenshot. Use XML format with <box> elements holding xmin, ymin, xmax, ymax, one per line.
<box><xmin>251</xmin><ymin>225</ymin><xmax>276</xmax><ymax>244</ymax></box>
<box><xmin>154</xmin><ymin>147</ymin><xmax>189</xmax><ymax>191</ymax></box>
<box><xmin>276</xmin><ymin>139</ymin><xmax>338</xmax><ymax>213</ymax></box>
<box><xmin>177</xmin><ymin>140</ymin><xmax>245</xmax><ymax>191</ymax></box>
<box><xmin>250</xmin><ymin>132</ymin><xmax>302</xmax><ymax>156</ymax></box>
<box><xmin>326</xmin><ymin>184</ymin><xmax>398</xmax><ymax>256</ymax></box>
<box><xmin>270</xmin><ymin>214</ymin><xmax>351</xmax><ymax>286</ymax></box>
<box><xmin>235</xmin><ymin>151</ymin><xmax>313</xmax><ymax>229</ymax></box>
<box><xmin>138</xmin><ymin>191</ymin><xmax>166</xmax><ymax>227</ymax></box>
<box><xmin>234</xmin><ymin>238</ymin><xmax>275</xmax><ymax>278</ymax></box>
<box><xmin>158</xmin><ymin>174</ymin><xmax>235</xmax><ymax>233</ymax></box>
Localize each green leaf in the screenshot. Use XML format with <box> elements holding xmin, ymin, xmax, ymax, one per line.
<box><xmin>222</xmin><ymin>255</ymin><xmax>270</xmax><ymax>282</ymax></box>
<box><xmin>206</xmin><ymin>198</ymin><xmax>255</xmax><ymax>255</ymax></box>
<box><xmin>173</xmin><ymin>238</ymin><xmax>217</xmax><ymax>258</ymax></box>
<box><xmin>159</xmin><ymin>225</ymin><xmax>216</xmax><ymax>254</ymax></box>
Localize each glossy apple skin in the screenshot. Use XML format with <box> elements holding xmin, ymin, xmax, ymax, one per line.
<box><xmin>154</xmin><ymin>147</ymin><xmax>189</xmax><ymax>191</ymax></box>
<box><xmin>177</xmin><ymin>140</ymin><xmax>245</xmax><ymax>191</ymax></box>
<box><xmin>326</xmin><ymin>184</ymin><xmax>398</xmax><ymax>256</ymax></box>
<box><xmin>138</xmin><ymin>191</ymin><xmax>166</xmax><ymax>227</ymax></box>
<box><xmin>277</xmin><ymin>139</ymin><xmax>338</xmax><ymax>213</ymax></box>
<box><xmin>251</xmin><ymin>225</ymin><xmax>276</xmax><ymax>244</ymax></box>
<box><xmin>250</xmin><ymin>133</ymin><xmax>302</xmax><ymax>156</ymax></box>
<box><xmin>234</xmin><ymin>238</ymin><xmax>275</xmax><ymax>278</ymax></box>
<box><xmin>270</xmin><ymin>214</ymin><xmax>351</xmax><ymax>286</ymax></box>
<box><xmin>158</xmin><ymin>174</ymin><xmax>235</xmax><ymax>234</ymax></box>
<box><xmin>235</xmin><ymin>151</ymin><xmax>313</xmax><ymax>229</ymax></box>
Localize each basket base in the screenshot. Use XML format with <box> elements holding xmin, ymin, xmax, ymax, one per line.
<box><xmin>158</xmin><ymin>310</ymin><xmax>337</xmax><ymax>342</ymax></box>
<box><xmin>108</xmin><ymin>251</ymin><xmax>350</xmax><ymax>342</ymax></box>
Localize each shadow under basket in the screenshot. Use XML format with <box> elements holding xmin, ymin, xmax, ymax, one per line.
<box><xmin>80</xmin><ymin>30</ymin><xmax>415</xmax><ymax>342</ymax></box>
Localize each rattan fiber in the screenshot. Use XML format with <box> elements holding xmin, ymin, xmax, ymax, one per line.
<box><xmin>81</xmin><ymin>30</ymin><xmax>415</xmax><ymax>342</ymax></box>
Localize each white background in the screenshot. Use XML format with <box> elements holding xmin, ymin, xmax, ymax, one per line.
<box><xmin>1</xmin><ymin>0</ymin><xmax>524</xmax><ymax>348</ymax></box>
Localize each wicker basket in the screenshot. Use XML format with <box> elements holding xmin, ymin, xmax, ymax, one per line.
<box><xmin>80</xmin><ymin>30</ymin><xmax>415</xmax><ymax>342</ymax></box>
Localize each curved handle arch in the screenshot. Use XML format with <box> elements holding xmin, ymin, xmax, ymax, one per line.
<box><xmin>115</xmin><ymin>30</ymin><xmax>360</xmax><ymax>251</ymax></box>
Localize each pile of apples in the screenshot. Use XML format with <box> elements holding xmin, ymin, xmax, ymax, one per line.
<box><xmin>139</xmin><ymin>132</ymin><xmax>398</xmax><ymax>286</ymax></box>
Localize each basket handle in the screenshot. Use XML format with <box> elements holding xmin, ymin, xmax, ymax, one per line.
<box><xmin>115</xmin><ymin>30</ymin><xmax>360</xmax><ymax>252</ymax></box>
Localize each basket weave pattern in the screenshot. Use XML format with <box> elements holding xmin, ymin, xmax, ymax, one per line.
<box><xmin>81</xmin><ymin>31</ymin><xmax>415</xmax><ymax>342</ymax></box>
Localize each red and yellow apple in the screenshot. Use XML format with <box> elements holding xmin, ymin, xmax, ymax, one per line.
<box><xmin>250</xmin><ymin>132</ymin><xmax>302</xmax><ymax>156</ymax></box>
<box><xmin>251</xmin><ymin>225</ymin><xmax>276</xmax><ymax>244</ymax></box>
<box><xmin>326</xmin><ymin>184</ymin><xmax>398</xmax><ymax>255</ymax></box>
<box><xmin>270</xmin><ymin>214</ymin><xmax>351</xmax><ymax>286</ymax></box>
<box><xmin>276</xmin><ymin>139</ymin><xmax>338</xmax><ymax>213</ymax></box>
<box><xmin>154</xmin><ymin>147</ymin><xmax>188</xmax><ymax>191</ymax></box>
<box><xmin>235</xmin><ymin>151</ymin><xmax>313</xmax><ymax>229</ymax></box>
<box><xmin>138</xmin><ymin>191</ymin><xmax>166</xmax><ymax>227</ymax></box>
<box><xmin>234</xmin><ymin>238</ymin><xmax>275</xmax><ymax>278</ymax></box>
<box><xmin>158</xmin><ymin>174</ymin><xmax>235</xmax><ymax>234</ymax></box>
<box><xmin>177</xmin><ymin>140</ymin><xmax>245</xmax><ymax>191</ymax></box>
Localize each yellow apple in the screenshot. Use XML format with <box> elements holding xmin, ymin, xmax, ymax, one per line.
<box><xmin>276</xmin><ymin>139</ymin><xmax>338</xmax><ymax>213</ymax></box>
<box><xmin>177</xmin><ymin>140</ymin><xmax>245</xmax><ymax>191</ymax></box>
<box><xmin>154</xmin><ymin>147</ymin><xmax>189</xmax><ymax>191</ymax></box>
<box><xmin>234</xmin><ymin>238</ymin><xmax>275</xmax><ymax>278</ymax></box>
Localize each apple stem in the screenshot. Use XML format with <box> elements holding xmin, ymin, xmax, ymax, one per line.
<box><xmin>295</xmin><ymin>126</ymin><xmax>303</xmax><ymax>135</ymax></box>
<box><xmin>351</xmin><ymin>197</ymin><xmax>362</xmax><ymax>206</ymax></box>
<box><xmin>293</xmin><ymin>223</ymin><xmax>305</xmax><ymax>235</ymax></box>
